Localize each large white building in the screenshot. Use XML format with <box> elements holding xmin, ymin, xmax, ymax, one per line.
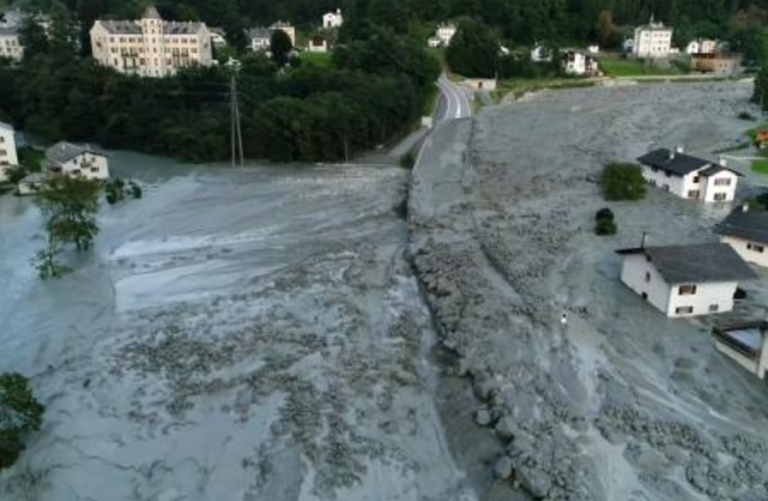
<box><xmin>717</xmin><ymin>206</ymin><xmax>768</xmax><ymax>269</ymax></box>
<box><xmin>46</xmin><ymin>142</ymin><xmax>109</xmax><ymax>181</ymax></box>
<box><xmin>633</xmin><ymin>18</ymin><xmax>674</xmax><ymax>59</ymax></box>
<box><xmin>90</xmin><ymin>6</ymin><xmax>213</xmax><ymax>78</ymax></box>
<box><xmin>0</xmin><ymin>121</ymin><xmax>19</xmax><ymax>182</ymax></box>
<box><xmin>637</xmin><ymin>148</ymin><xmax>741</xmax><ymax>203</ymax></box>
<box><xmin>617</xmin><ymin>242</ymin><xmax>757</xmax><ymax>318</ymax></box>
<box><xmin>323</xmin><ymin>9</ymin><xmax>343</xmax><ymax>29</ymax></box>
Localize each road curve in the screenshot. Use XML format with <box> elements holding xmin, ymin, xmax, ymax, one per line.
<box><xmin>436</xmin><ymin>74</ymin><xmax>473</xmax><ymax>124</ymax></box>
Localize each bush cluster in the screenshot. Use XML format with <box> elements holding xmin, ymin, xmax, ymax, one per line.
<box><xmin>595</xmin><ymin>207</ymin><xmax>617</xmax><ymax>235</ymax></box>
<box><xmin>599</xmin><ymin>162</ymin><xmax>647</xmax><ymax>201</ymax></box>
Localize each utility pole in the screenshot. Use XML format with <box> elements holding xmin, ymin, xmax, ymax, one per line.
<box><xmin>227</xmin><ymin>58</ymin><xmax>244</xmax><ymax>168</ymax></box>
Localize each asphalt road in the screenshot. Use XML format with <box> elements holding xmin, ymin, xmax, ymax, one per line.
<box><xmin>436</xmin><ymin>74</ymin><xmax>473</xmax><ymax>123</ymax></box>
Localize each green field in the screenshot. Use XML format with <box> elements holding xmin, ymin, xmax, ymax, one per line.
<box><xmin>598</xmin><ymin>58</ymin><xmax>676</xmax><ymax>77</ymax></box>
<box><xmin>298</xmin><ymin>51</ymin><xmax>333</xmax><ymax>68</ymax></box>
<box><xmin>753</xmin><ymin>159</ymin><xmax>768</xmax><ymax>174</ymax></box>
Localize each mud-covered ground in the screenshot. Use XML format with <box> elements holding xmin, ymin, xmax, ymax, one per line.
<box><xmin>410</xmin><ymin>82</ymin><xmax>768</xmax><ymax>501</ymax></box>
<box><xmin>0</xmin><ymin>155</ymin><xmax>475</xmax><ymax>501</ymax></box>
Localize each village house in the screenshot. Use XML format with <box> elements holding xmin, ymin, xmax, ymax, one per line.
<box><xmin>308</xmin><ymin>36</ymin><xmax>328</xmax><ymax>53</ymax></box>
<box><xmin>209</xmin><ymin>28</ymin><xmax>227</xmax><ymax>48</ymax></box>
<box><xmin>717</xmin><ymin>205</ymin><xmax>768</xmax><ymax>268</ymax></box>
<box><xmin>691</xmin><ymin>53</ymin><xmax>743</xmax><ymax>76</ymax></box>
<box><xmin>247</xmin><ymin>22</ymin><xmax>297</xmax><ymax>52</ymax></box>
<box><xmin>637</xmin><ymin>147</ymin><xmax>741</xmax><ymax>202</ymax></box>
<box><xmin>561</xmin><ymin>50</ymin><xmax>600</xmax><ymax>76</ymax></box>
<box><xmin>46</xmin><ymin>142</ymin><xmax>109</xmax><ymax>181</ymax></box>
<box><xmin>323</xmin><ymin>9</ymin><xmax>343</xmax><ymax>29</ymax></box>
<box><xmin>616</xmin><ymin>242</ymin><xmax>757</xmax><ymax>318</ymax></box>
<box><xmin>0</xmin><ymin>25</ymin><xmax>23</xmax><ymax>61</ymax></box>
<box><xmin>90</xmin><ymin>6</ymin><xmax>213</xmax><ymax>78</ymax></box>
<box><xmin>0</xmin><ymin>121</ymin><xmax>19</xmax><ymax>182</ymax></box>
<box><xmin>436</xmin><ymin>22</ymin><xmax>457</xmax><ymax>47</ymax></box>
<box><xmin>686</xmin><ymin>39</ymin><xmax>720</xmax><ymax>55</ymax></box>
<box><xmin>713</xmin><ymin>322</ymin><xmax>768</xmax><ymax>379</ymax></box>
<box><xmin>531</xmin><ymin>43</ymin><xmax>553</xmax><ymax>63</ymax></box>
<box><xmin>272</xmin><ymin>22</ymin><xmax>296</xmax><ymax>46</ymax></box>
<box><xmin>632</xmin><ymin>18</ymin><xmax>674</xmax><ymax>59</ymax></box>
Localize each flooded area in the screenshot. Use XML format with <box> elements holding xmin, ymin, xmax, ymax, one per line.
<box><xmin>0</xmin><ymin>153</ymin><xmax>475</xmax><ymax>501</ymax></box>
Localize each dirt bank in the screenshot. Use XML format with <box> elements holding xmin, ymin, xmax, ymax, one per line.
<box><xmin>410</xmin><ymin>82</ymin><xmax>768</xmax><ymax>501</ymax></box>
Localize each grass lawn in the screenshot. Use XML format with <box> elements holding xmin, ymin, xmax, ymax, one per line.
<box><xmin>298</xmin><ymin>51</ymin><xmax>332</xmax><ymax>68</ymax></box>
<box><xmin>598</xmin><ymin>58</ymin><xmax>676</xmax><ymax>77</ymax></box>
<box><xmin>753</xmin><ymin>159</ymin><xmax>768</xmax><ymax>175</ymax></box>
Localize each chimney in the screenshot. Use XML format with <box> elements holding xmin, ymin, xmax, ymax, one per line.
<box><xmin>676</xmin><ymin>144</ymin><xmax>685</xmax><ymax>154</ymax></box>
<box><xmin>641</xmin><ymin>232</ymin><xmax>649</xmax><ymax>249</ymax></box>
<box><xmin>669</xmin><ymin>150</ymin><xmax>676</xmax><ymax>161</ymax></box>
<box><xmin>719</xmin><ymin>157</ymin><xmax>728</xmax><ymax>167</ymax></box>
<box><xmin>743</xmin><ymin>203</ymin><xmax>750</xmax><ymax>213</ymax></box>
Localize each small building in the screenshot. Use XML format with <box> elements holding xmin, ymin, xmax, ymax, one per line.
<box><xmin>323</xmin><ymin>9</ymin><xmax>343</xmax><ymax>29</ymax></box>
<box><xmin>209</xmin><ymin>27</ymin><xmax>227</xmax><ymax>48</ymax></box>
<box><xmin>691</xmin><ymin>53</ymin><xmax>743</xmax><ymax>76</ymax></box>
<box><xmin>0</xmin><ymin>25</ymin><xmax>23</xmax><ymax>61</ymax></box>
<box><xmin>247</xmin><ymin>27</ymin><xmax>272</xmax><ymax>52</ymax></box>
<box><xmin>308</xmin><ymin>36</ymin><xmax>328</xmax><ymax>53</ymax></box>
<box><xmin>17</xmin><ymin>172</ymin><xmax>47</xmax><ymax>196</ymax></box>
<box><xmin>436</xmin><ymin>22</ymin><xmax>457</xmax><ymax>47</ymax></box>
<box><xmin>623</xmin><ymin>38</ymin><xmax>635</xmax><ymax>54</ymax></box>
<box><xmin>637</xmin><ymin>147</ymin><xmax>742</xmax><ymax>203</ymax></box>
<box><xmin>716</xmin><ymin>205</ymin><xmax>768</xmax><ymax>268</ymax></box>
<box><xmin>531</xmin><ymin>44</ymin><xmax>553</xmax><ymax>63</ymax></box>
<box><xmin>46</xmin><ymin>142</ymin><xmax>109</xmax><ymax>181</ymax></box>
<box><xmin>271</xmin><ymin>21</ymin><xmax>296</xmax><ymax>46</ymax></box>
<box><xmin>561</xmin><ymin>50</ymin><xmax>600</xmax><ymax>76</ymax></box>
<box><xmin>587</xmin><ymin>44</ymin><xmax>600</xmax><ymax>54</ymax></box>
<box><xmin>427</xmin><ymin>36</ymin><xmax>441</xmax><ymax>49</ymax></box>
<box><xmin>686</xmin><ymin>39</ymin><xmax>719</xmax><ymax>55</ymax></box>
<box><xmin>616</xmin><ymin>242</ymin><xmax>757</xmax><ymax>318</ymax></box>
<box><xmin>713</xmin><ymin>322</ymin><xmax>768</xmax><ymax>379</ymax></box>
<box><xmin>757</xmin><ymin>130</ymin><xmax>768</xmax><ymax>149</ymax></box>
<box><xmin>632</xmin><ymin>17</ymin><xmax>673</xmax><ymax>59</ymax></box>
<box><xmin>0</xmin><ymin>121</ymin><xmax>19</xmax><ymax>182</ymax></box>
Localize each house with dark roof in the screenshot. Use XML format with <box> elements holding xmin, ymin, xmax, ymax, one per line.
<box><xmin>717</xmin><ymin>205</ymin><xmax>768</xmax><ymax>268</ymax></box>
<box><xmin>46</xmin><ymin>142</ymin><xmax>109</xmax><ymax>181</ymax></box>
<box><xmin>712</xmin><ymin>321</ymin><xmax>768</xmax><ymax>379</ymax></box>
<box><xmin>616</xmin><ymin>242</ymin><xmax>757</xmax><ymax>318</ymax></box>
<box><xmin>637</xmin><ymin>146</ymin><xmax>742</xmax><ymax>202</ymax></box>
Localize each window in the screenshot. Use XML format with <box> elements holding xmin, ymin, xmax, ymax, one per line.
<box><xmin>714</xmin><ymin>193</ymin><xmax>727</xmax><ymax>201</ymax></box>
<box><xmin>692</xmin><ymin>176</ymin><xmax>700</xmax><ymax>183</ymax></box>
<box><xmin>714</xmin><ymin>178</ymin><xmax>732</xmax><ymax>186</ymax></box>
<box><xmin>679</xmin><ymin>284</ymin><xmax>698</xmax><ymax>296</ymax></box>
<box><xmin>645</xmin><ymin>272</ymin><xmax>651</xmax><ymax>283</ymax></box>
<box><xmin>687</xmin><ymin>190</ymin><xmax>700</xmax><ymax>199</ymax></box>
<box><xmin>675</xmin><ymin>306</ymin><xmax>694</xmax><ymax>315</ymax></box>
<box><xmin>663</xmin><ymin>184</ymin><xmax>670</xmax><ymax>191</ymax></box>
<box><xmin>709</xmin><ymin>304</ymin><xmax>719</xmax><ymax>313</ymax></box>
<box><xmin>747</xmin><ymin>243</ymin><xmax>765</xmax><ymax>253</ymax></box>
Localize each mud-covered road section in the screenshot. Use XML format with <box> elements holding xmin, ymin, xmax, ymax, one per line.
<box><xmin>0</xmin><ymin>156</ymin><xmax>475</xmax><ymax>501</ymax></box>
<box><xmin>409</xmin><ymin>82</ymin><xmax>768</xmax><ymax>501</ymax></box>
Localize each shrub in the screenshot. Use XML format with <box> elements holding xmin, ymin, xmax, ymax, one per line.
<box><xmin>595</xmin><ymin>218</ymin><xmax>617</xmax><ymax>235</ymax></box>
<box><xmin>0</xmin><ymin>374</ymin><xmax>45</xmax><ymax>471</ymax></box>
<box><xmin>738</xmin><ymin>111</ymin><xmax>756</xmax><ymax>121</ymax></box>
<box><xmin>599</xmin><ymin>162</ymin><xmax>647</xmax><ymax>201</ymax></box>
<box><xmin>400</xmin><ymin>151</ymin><xmax>416</xmax><ymax>170</ymax></box>
<box><xmin>130</xmin><ymin>182</ymin><xmax>143</xmax><ymax>199</ymax></box>
<box><xmin>595</xmin><ymin>208</ymin><xmax>615</xmax><ymax>221</ymax></box>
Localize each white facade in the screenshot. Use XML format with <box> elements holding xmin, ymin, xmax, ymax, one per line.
<box><xmin>713</xmin><ymin>323</ymin><xmax>768</xmax><ymax>379</ymax></box>
<box><xmin>686</xmin><ymin>39</ymin><xmax>719</xmax><ymax>55</ymax></box>
<box><xmin>587</xmin><ymin>44</ymin><xmax>600</xmax><ymax>54</ymax></box>
<box><xmin>721</xmin><ymin>236</ymin><xmax>768</xmax><ymax>269</ymax></box>
<box><xmin>0</xmin><ymin>29</ymin><xmax>23</xmax><ymax>61</ymax></box>
<box><xmin>531</xmin><ymin>44</ymin><xmax>553</xmax><ymax>63</ymax></box>
<box><xmin>0</xmin><ymin>122</ymin><xmax>19</xmax><ymax>182</ymax></box>
<box><xmin>620</xmin><ymin>253</ymin><xmax>739</xmax><ymax>318</ymax></box>
<box><xmin>633</xmin><ymin>21</ymin><xmax>673</xmax><ymax>59</ymax></box>
<box><xmin>47</xmin><ymin>143</ymin><xmax>109</xmax><ymax>181</ymax></box>
<box><xmin>323</xmin><ymin>9</ymin><xmax>343</xmax><ymax>29</ymax></box>
<box><xmin>272</xmin><ymin>22</ymin><xmax>296</xmax><ymax>46</ymax></box>
<box><xmin>308</xmin><ymin>37</ymin><xmax>328</xmax><ymax>53</ymax></box>
<box><xmin>90</xmin><ymin>6</ymin><xmax>213</xmax><ymax>78</ymax></box>
<box><xmin>436</xmin><ymin>23</ymin><xmax>457</xmax><ymax>47</ymax></box>
<box><xmin>248</xmin><ymin>23</ymin><xmax>297</xmax><ymax>52</ymax></box>
<box><xmin>562</xmin><ymin>51</ymin><xmax>599</xmax><ymax>76</ymax></box>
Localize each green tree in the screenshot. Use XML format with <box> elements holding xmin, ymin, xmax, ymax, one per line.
<box><xmin>76</xmin><ymin>0</ymin><xmax>106</xmax><ymax>56</ymax></box>
<box><xmin>19</xmin><ymin>18</ymin><xmax>50</xmax><ymax>60</ymax></box>
<box><xmin>369</xmin><ymin>0</ymin><xmax>409</xmax><ymax>34</ymax></box>
<box><xmin>5</xmin><ymin>166</ymin><xmax>27</xmax><ymax>195</ymax></box>
<box><xmin>49</xmin><ymin>1</ymin><xmax>78</xmax><ymax>62</ymax></box>
<box><xmin>445</xmin><ymin>19</ymin><xmax>499</xmax><ymax>78</ymax></box>
<box><xmin>0</xmin><ymin>373</ymin><xmax>45</xmax><ymax>471</ymax></box>
<box><xmin>35</xmin><ymin>176</ymin><xmax>101</xmax><ymax>279</ymax></box>
<box><xmin>270</xmin><ymin>29</ymin><xmax>293</xmax><ymax>68</ymax></box>
<box><xmin>754</xmin><ymin>62</ymin><xmax>768</xmax><ymax>110</ymax></box>
<box><xmin>599</xmin><ymin>162</ymin><xmax>647</xmax><ymax>201</ymax></box>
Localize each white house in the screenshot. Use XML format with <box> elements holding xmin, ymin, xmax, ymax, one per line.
<box><xmin>209</xmin><ymin>27</ymin><xmax>227</xmax><ymax>48</ymax></box>
<box><xmin>623</xmin><ymin>38</ymin><xmax>635</xmax><ymax>54</ymax></box>
<box><xmin>0</xmin><ymin>25</ymin><xmax>23</xmax><ymax>61</ymax></box>
<box><xmin>587</xmin><ymin>44</ymin><xmax>600</xmax><ymax>54</ymax></box>
<box><xmin>0</xmin><ymin>121</ymin><xmax>19</xmax><ymax>182</ymax></box>
<box><xmin>46</xmin><ymin>142</ymin><xmax>109</xmax><ymax>181</ymax></box>
<box><xmin>427</xmin><ymin>36</ymin><xmax>441</xmax><ymax>48</ymax></box>
<box><xmin>90</xmin><ymin>6</ymin><xmax>213</xmax><ymax>78</ymax></box>
<box><xmin>308</xmin><ymin>36</ymin><xmax>328</xmax><ymax>53</ymax></box>
<box><xmin>716</xmin><ymin>205</ymin><xmax>768</xmax><ymax>269</ymax></box>
<box><xmin>632</xmin><ymin>18</ymin><xmax>674</xmax><ymax>59</ymax></box>
<box><xmin>436</xmin><ymin>23</ymin><xmax>457</xmax><ymax>47</ymax></box>
<box><xmin>247</xmin><ymin>27</ymin><xmax>272</xmax><ymax>52</ymax></box>
<box><xmin>561</xmin><ymin>50</ymin><xmax>600</xmax><ymax>76</ymax></box>
<box><xmin>616</xmin><ymin>242</ymin><xmax>757</xmax><ymax>318</ymax></box>
<box><xmin>323</xmin><ymin>9</ymin><xmax>343</xmax><ymax>29</ymax></box>
<box><xmin>713</xmin><ymin>322</ymin><xmax>768</xmax><ymax>379</ymax></box>
<box><xmin>637</xmin><ymin>148</ymin><xmax>742</xmax><ymax>203</ymax></box>
<box><xmin>271</xmin><ymin>21</ymin><xmax>297</xmax><ymax>46</ymax></box>
<box><xmin>686</xmin><ymin>39</ymin><xmax>719</xmax><ymax>55</ymax></box>
<box><xmin>531</xmin><ymin>44</ymin><xmax>553</xmax><ymax>63</ymax></box>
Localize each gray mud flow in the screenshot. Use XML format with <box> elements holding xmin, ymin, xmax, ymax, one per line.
<box><xmin>409</xmin><ymin>82</ymin><xmax>768</xmax><ymax>501</ymax></box>
<box><xmin>0</xmin><ymin>154</ymin><xmax>476</xmax><ymax>501</ymax></box>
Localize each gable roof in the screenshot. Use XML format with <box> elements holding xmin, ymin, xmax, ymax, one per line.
<box><xmin>96</xmin><ymin>20</ymin><xmax>142</xmax><ymax>35</ymax></box>
<box><xmin>46</xmin><ymin>142</ymin><xmax>106</xmax><ymax>166</ymax></box>
<box><xmin>716</xmin><ymin>208</ymin><xmax>768</xmax><ymax>245</ymax></box>
<box><xmin>143</xmin><ymin>6</ymin><xmax>162</xmax><ymax>20</ymax></box>
<box><xmin>637</xmin><ymin>148</ymin><xmax>711</xmax><ymax>177</ymax></box>
<box><xmin>699</xmin><ymin>165</ymin><xmax>743</xmax><ymax>177</ymax></box>
<box><xmin>616</xmin><ymin>243</ymin><xmax>758</xmax><ymax>284</ymax></box>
